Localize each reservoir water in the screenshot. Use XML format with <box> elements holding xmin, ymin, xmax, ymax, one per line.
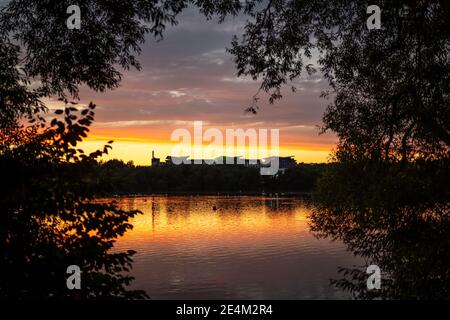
<box><xmin>112</xmin><ymin>196</ymin><xmax>361</xmax><ymax>299</ymax></box>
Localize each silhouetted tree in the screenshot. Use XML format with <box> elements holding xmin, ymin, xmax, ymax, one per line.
<box><xmin>223</xmin><ymin>0</ymin><xmax>450</xmax><ymax>163</ymax></box>
<box><xmin>309</xmin><ymin>154</ymin><xmax>449</xmax><ymax>299</ymax></box>
<box><xmin>0</xmin><ymin>0</ymin><xmax>192</xmax><ymax>299</ymax></box>
<box><xmin>0</xmin><ymin>103</ymin><xmax>147</xmax><ymax>298</ymax></box>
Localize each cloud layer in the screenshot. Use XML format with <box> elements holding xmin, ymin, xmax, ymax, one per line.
<box><xmin>72</xmin><ymin>6</ymin><xmax>337</xmax><ymax>163</ymax></box>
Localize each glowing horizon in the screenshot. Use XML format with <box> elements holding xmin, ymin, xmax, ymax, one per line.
<box><xmin>79</xmin><ymin>131</ymin><xmax>334</xmax><ymax>166</ymax></box>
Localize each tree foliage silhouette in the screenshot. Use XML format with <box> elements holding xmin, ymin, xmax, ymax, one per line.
<box><xmin>224</xmin><ymin>0</ymin><xmax>450</xmax><ymax>163</ymax></box>
<box><xmin>310</xmin><ymin>159</ymin><xmax>450</xmax><ymax>299</ymax></box>
<box><xmin>0</xmin><ymin>0</ymin><xmax>193</xmax><ymax>299</ymax></box>
<box><xmin>0</xmin><ymin>103</ymin><xmax>147</xmax><ymax>298</ymax></box>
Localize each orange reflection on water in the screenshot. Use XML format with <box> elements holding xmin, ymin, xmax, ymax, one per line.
<box><xmin>113</xmin><ymin>196</ymin><xmax>313</xmax><ymax>251</ymax></box>
<box><xmin>106</xmin><ymin>196</ymin><xmax>357</xmax><ymax>299</ymax></box>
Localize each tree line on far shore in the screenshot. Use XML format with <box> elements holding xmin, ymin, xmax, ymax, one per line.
<box><xmin>93</xmin><ymin>160</ymin><xmax>328</xmax><ymax>195</ymax></box>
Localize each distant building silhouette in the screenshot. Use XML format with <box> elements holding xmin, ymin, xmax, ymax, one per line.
<box><xmin>151</xmin><ymin>150</ymin><xmax>160</xmax><ymax>166</ymax></box>
<box><xmin>154</xmin><ymin>152</ymin><xmax>297</xmax><ymax>174</ymax></box>
<box><xmin>164</xmin><ymin>155</ymin><xmax>189</xmax><ymax>165</ymax></box>
<box><xmin>261</xmin><ymin>156</ymin><xmax>297</xmax><ymax>174</ymax></box>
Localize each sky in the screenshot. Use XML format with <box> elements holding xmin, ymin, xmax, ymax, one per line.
<box><xmin>52</xmin><ymin>6</ymin><xmax>337</xmax><ymax>165</ymax></box>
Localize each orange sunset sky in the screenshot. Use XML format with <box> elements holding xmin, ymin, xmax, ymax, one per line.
<box><xmin>50</xmin><ymin>7</ymin><xmax>337</xmax><ymax>165</ymax></box>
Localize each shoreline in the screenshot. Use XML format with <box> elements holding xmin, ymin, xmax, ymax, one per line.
<box><xmin>103</xmin><ymin>191</ymin><xmax>313</xmax><ymax>197</ymax></box>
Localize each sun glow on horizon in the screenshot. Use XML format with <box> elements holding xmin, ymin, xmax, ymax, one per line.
<box><xmin>79</xmin><ymin>133</ymin><xmax>333</xmax><ymax>165</ymax></box>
